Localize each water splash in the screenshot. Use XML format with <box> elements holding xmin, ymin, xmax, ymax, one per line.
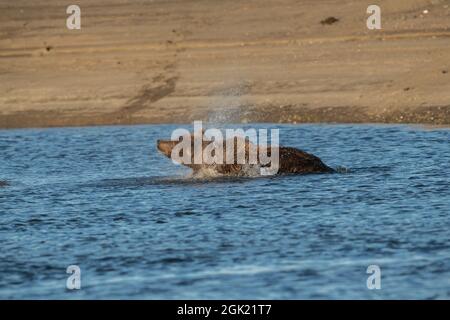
<box><xmin>207</xmin><ymin>80</ymin><xmax>253</xmax><ymax>125</ymax></box>
<box><xmin>190</xmin><ymin>164</ymin><xmax>263</xmax><ymax>179</ymax></box>
<box><xmin>335</xmin><ymin>166</ymin><xmax>350</xmax><ymax>174</ymax></box>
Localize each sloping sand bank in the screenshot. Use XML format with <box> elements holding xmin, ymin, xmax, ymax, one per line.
<box><xmin>1</xmin><ymin>0</ymin><xmax>449</xmax><ymax>128</ymax></box>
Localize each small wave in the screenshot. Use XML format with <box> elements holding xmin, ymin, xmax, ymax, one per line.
<box><xmin>81</xmin><ymin>175</ymin><xmax>253</xmax><ymax>188</ymax></box>
<box><xmin>334</xmin><ymin>166</ymin><xmax>351</xmax><ymax>174</ymax></box>
<box><xmin>0</xmin><ymin>180</ymin><xmax>9</xmax><ymax>187</ymax></box>
<box><xmin>350</xmin><ymin>165</ymin><xmax>393</xmax><ymax>173</ymax></box>
<box><xmin>83</xmin><ymin>177</ymin><xmax>160</xmax><ymax>188</ymax></box>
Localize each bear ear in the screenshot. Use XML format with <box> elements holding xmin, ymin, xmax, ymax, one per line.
<box><xmin>178</xmin><ymin>132</ymin><xmax>191</xmax><ymax>141</ymax></box>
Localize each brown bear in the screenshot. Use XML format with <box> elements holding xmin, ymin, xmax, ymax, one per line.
<box><xmin>157</xmin><ymin>131</ymin><xmax>334</xmax><ymax>176</ymax></box>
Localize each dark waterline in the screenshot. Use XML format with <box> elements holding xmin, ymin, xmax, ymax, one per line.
<box><xmin>0</xmin><ymin>124</ymin><xmax>449</xmax><ymax>299</ymax></box>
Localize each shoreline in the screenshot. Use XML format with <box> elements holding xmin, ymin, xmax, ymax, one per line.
<box><xmin>1</xmin><ymin>104</ymin><xmax>450</xmax><ymax>130</ymax></box>
<box><xmin>1</xmin><ymin>119</ymin><xmax>449</xmax><ymax>132</ymax></box>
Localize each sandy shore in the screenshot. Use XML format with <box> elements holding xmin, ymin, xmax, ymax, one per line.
<box><xmin>1</xmin><ymin>0</ymin><xmax>449</xmax><ymax>129</ymax></box>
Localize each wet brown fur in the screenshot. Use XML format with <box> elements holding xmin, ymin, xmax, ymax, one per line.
<box><xmin>157</xmin><ymin>133</ymin><xmax>334</xmax><ymax>175</ymax></box>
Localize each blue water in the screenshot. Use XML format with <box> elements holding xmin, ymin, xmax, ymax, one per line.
<box><xmin>0</xmin><ymin>124</ymin><xmax>449</xmax><ymax>299</ymax></box>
